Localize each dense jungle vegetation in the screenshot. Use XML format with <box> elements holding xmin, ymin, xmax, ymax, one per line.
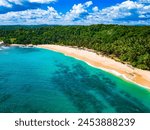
<box><xmin>0</xmin><ymin>24</ymin><xmax>150</xmax><ymax>70</ymax></box>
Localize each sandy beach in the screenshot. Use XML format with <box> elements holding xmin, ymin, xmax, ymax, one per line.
<box><xmin>36</xmin><ymin>45</ymin><xmax>150</xmax><ymax>89</ymax></box>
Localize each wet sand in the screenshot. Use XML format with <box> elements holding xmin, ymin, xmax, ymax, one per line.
<box><xmin>36</xmin><ymin>45</ymin><xmax>149</xmax><ymax>89</ymax></box>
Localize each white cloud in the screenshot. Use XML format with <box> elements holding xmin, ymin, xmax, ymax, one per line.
<box><xmin>28</xmin><ymin>0</ymin><xmax>56</xmax><ymax>4</ymax></box>
<box><xmin>92</xmin><ymin>6</ymin><xmax>99</xmax><ymax>12</ymax></box>
<box><xmin>138</xmin><ymin>0</ymin><xmax>150</xmax><ymax>3</ymax></box>
<box><xmin>120</xmin><ymin>19</ymin><xmax>150</xmax><ymax>25</ymax></box>
<box><xmin>85</xmin><ymin>1</ymin><xmax>93</xmax><ymax>7</ymax></box>
<box><xmin>138</xmin><ymin>5</ymin><xmax>150</xmax><ymax>18</ymax></box>
<box><xmin>8</xmin><ymin>0</ymin><xmax>22</xmax><ymax>5</ymax></box>
<box><xmin>100</xmin><ymin>0</ymin><xmax>143</xmax><ymax>17</ymax></box>
<box><xmin>85</xmin><ymin>0</ymin><xmax>145</xmax><ymax>24</ymax></box>
<box><xmin>0</xmin><ymin>6</ymin><xmax>61</xmax><ymax>25</ymax></box>
<box><xmin>0</xmin><ymin>0</ymin><xmax>12</xmax><ymax>7</ymax></box>
<box><xmin>64</xmin><ymin>1</ymin><xmax>93</xmax><ymax>21</ymax></box>
<box><xmin>0</xmin><ymin>0</ymin><xmax>56</xmax><ymax>7</ymax></box>
<box><xmin>118</xmin><ymin>0</ymin><xmax>143</xmax><ymax>9</ymax></box>
<box><xmin>0</xmin><ymin>1</ymin><xmax>93</xmax><ymax>25</ymax></box>
<box><xmin>0</xmin><ymin>0</ymin><xmax>150</xmax><ymax>25</ymax></box>
<box><xmin>0</xmin><ymin>0</ymin><xmax>22</xmax><ymax>7</ymax></box>
<box><xmin>64</xmin><ymin>4</ymin><xmax>87</xmax><ymax>21</ymax></box>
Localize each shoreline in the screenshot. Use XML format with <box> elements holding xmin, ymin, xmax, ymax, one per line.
<box><xmin>36</xmin><ymin>44</ymin><xmax>150</xmax><ymax>90</ymax></box>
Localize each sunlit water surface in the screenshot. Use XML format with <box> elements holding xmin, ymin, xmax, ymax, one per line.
<box><xmin>0</xmin><ymin>46</ymin><xmax>150</xmax><ymax>113</ymax></box>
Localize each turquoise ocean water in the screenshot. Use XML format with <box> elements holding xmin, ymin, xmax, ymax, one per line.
<box><xmin>0</xmin><ymin>46</ymin><xmax>150</xmax><ymax>113</ymax></box>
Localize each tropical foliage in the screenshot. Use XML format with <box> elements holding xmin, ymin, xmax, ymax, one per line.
<box><xmin>0</xmin><ymin>25</ymin><xmax>150</xmax><ymax>70</ymax></box>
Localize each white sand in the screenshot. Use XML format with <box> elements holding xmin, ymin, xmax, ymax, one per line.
<box><xmin>36</xmin><ymin>45</ymin><xmax>150</xmax><ymax>89</ymax></box>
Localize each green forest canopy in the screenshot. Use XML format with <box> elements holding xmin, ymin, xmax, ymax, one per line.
<box><xmin>0</xmin><ymin>24</ymin><xmax>150</xmax><ymax>70</ymax></box>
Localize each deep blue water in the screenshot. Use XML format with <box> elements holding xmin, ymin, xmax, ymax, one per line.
<box><xmin>0</xmin><ymin>46</ymin><xmax>150</xmax><ymax>113</ymax></box>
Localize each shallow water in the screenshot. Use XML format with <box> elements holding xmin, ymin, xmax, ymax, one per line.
<box><xmin>0</xmin><ymin>46</ymin><xmax>150</xmax><ymax>113</ymax></box>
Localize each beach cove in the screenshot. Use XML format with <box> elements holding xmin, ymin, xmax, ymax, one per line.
<box><xmin>37</xmin><ymin>45</ymin><xmax>150</xmax><ymax>89</ymax></box>
<box><xmin>0</xmin><ymin>45</ymin><xmax>150</xmax><ymax>113</ymax></box>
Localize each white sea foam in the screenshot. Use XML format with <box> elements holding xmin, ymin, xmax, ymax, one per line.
<box><xmin>20</xmin><ymin>46</ymin><xmax>34</xmax><ymax>48</ymax></box>
<box><xmin>37</xmin><ymin>45</ymin><xmax>150</xmax><ymax>90</ymax></box>
<box><xmin>1</xmin><ymin>46</ymin><xmax>9</xmax><ymax>49</ymax></box>
<box><xmin>63</xmin><ymin>54</ymin><xmax>150</xmax><ymax>90</ymax></box>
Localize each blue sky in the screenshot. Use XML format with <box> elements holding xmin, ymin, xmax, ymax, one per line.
<box><xmin>0</xmin><ymin>0</ymin><xmax>150</xmax><ymax>25</ymax></box>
